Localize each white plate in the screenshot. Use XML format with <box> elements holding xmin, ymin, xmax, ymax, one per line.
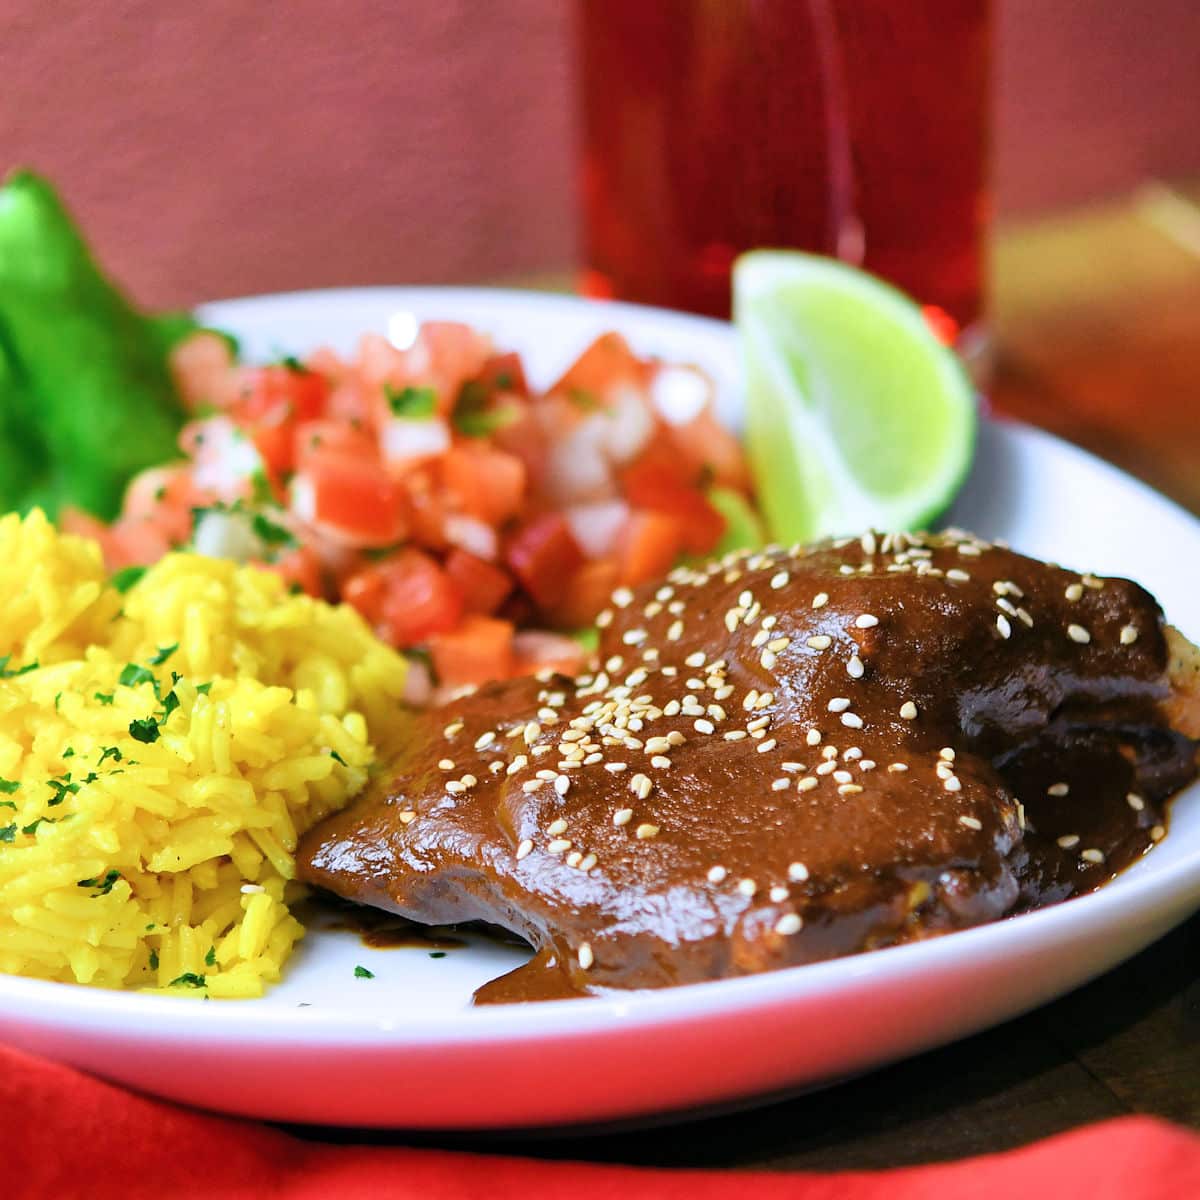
<box><xmin>1</xmin><ymin>288</ymin><xmax>1197</xmax><ymax>1130</ymax></box>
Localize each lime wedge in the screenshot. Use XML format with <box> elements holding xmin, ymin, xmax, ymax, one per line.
<box><xmin>734</xmin><ymin>250</ymin><xmax>976</xmax><ymax>543</ymax></box>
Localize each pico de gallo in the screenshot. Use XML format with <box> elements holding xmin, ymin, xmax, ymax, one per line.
<box><xmin>63</xmin><ymin>321</ymin><xmax>761</xmax><ymax>694</ymax></box>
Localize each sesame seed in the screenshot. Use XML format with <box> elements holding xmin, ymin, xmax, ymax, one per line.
<box><xmin>398</xmin><ymin>810</ymin><xmax>417</xmax><ymax>824</ymax></box>
<box><xmin>548</xmin><ymin>838</ymin><xmax>572</xmax><ymax>854</ymax></box>
<box><xmin>788</xmin><ymin>862</ymin><xmax>810</xmax><ymax>882</ymax></box>
<box><xmin>936</xmin><ymin>762</ymin><xmax>954</xmax><ymax>779</ymax></box>
<box><xmin>1065</xmin><ymin>583</ymin><xmax>1083</xmax><ymax>602</ymax></box>
<box><xmin>1047</xmin><ymin>782</ymin><xmax>1070</xmax><ymax>797</ymax></box>
<box><xmin>838</xmin><ymin>783</ymin><xmax>864</xmax><ymax>795</ymax></box>
<box><xmin>713</xmin><ymin>685</ymin><xmax>734</xmax><ymax>701</ymax></box>
<box><xmin>445</xmin><ymin>781</ymin><xmax>466</xmax><ymax>794</ymax></box>
<box><xmin>943</xmin><ymin>776</ymin><xmax>962</xmax><ymax>792</ymax></box>
<box><xmin>822</xmin><ymin>745</ymin><xmax>838</xmax><ymax>759</ymax></box>
<box><xmin>461</xmin><ymin>774</ymin><xmax>477</xmax><ymax>788</ymax></box>
<box><xmin>1126</xmin><ymin>792</ymin><xmax>1145</xmax><ymax>811</ymax></box>
<box><xmin>759</xmin><ymin>651</ymin><xmax>778</xmax><ymax>670</ymax></box>
<box><xmin>1081</xmin><ymin>848</ymin><xmax>1105</xmax><ymax>864</ymax></box>
<box><xmin>797</xmin><ymin>776</ymin><xmax>818</xmax><ymax>791</ymax></box>
<box><xmin>757</xmin><ymin>738</ymin><xmax>778</xmax><ymax>753</ymax></box>
<box><xmin>1151</xmin><ymin>825</ymin><xmax>1165</xmax><ymax>842</ymax></box>
<box><xmin>854</xmin><ymin>613</ymin><xmax>879</xmax><ymax>629</ymax></box>
<box><xmin>1082</xmin><ymin>574</ymin><xmax>1104</xmax><ymax>589</ymax></box>
<box><xmin>553</xmin><ymin>774</ymin><xmax>572</xmax><ymax>798</ymax></box>
<box><xmin>846</xmin><ymin>655</ymin><xmax>865</xmax><ymax>679</ymax></box>
<box><xmin>781</xmin><ymin>760</ymin><xmax>805</xmax><ymax>772</ymax></box>
<box><xmin>579</xmin><ymin>853</ymin><xmax>598</xmax><ymax>871</ymax></box>
<box><xmin>516</xmin><ymin>839</ymin><xmax>533</xmax><ymax>860</ymax></box>
<box><xmin>945</xmin><ymin>568</ymin><xmax>971</xmax><ymax>582</ymax></box>
<box><xmin>1120</xmin><ymin>624</ymin><xmax>1139</xmax><ymax>645</ymax></box>
<box><xmin>958</xmin><ymin>815</ymin><xmax>982</xmax><ymax>830</ymax></box>
<box><xmin>1057</xmin><ymin>834</ymin><xmax>1080</xmax><ymax>849</ymax></box>
<box><xmin>1067</xmin><ymin>624</ymin><xmax>1091</xmax><ymax>644</ymax></box>
<box><xmin>613</xmin><ymin>808</ymin><xmax>633</xmax><ymax>826</ymax></box>
<box><xmin>828</xmin><ymin>697</ymin><xmax>851</xmax><ymax>713</ymax></box>
<box><xmin>635</xmin><ymin>823</ymin><xmax>660</xmax><ymax>839</ymax></box>
<box><xmin>489</xmin><ymin>760</ymin><xmax>504</xmax><ymax>774</ymax></box>
<box><xmin>840</xmin><ymin>712</ymin><xmax>863</xmax><ymax>729</ymax></box>
<box><xmin>996</xmin><ymin>597</ymin><xmax>1017</xmax><ymax>616</ymax></box>
<box><xmin>806</xmin><ymin>728</ymin><xmax>822</xmax><ymax>746</ymax></box>
<box><xmin>737</xmin><ymin>878</ymin><xmax>757</xmax><ymax>897</ymax></box>
<box><xmin>521</xmin><ymin>781</ymin><xmax>541</xmax><ymax>793</ymax></box>
<box><xmin>577</xmin><ymin>942</ymin><xmax>594</xmax><ymax>969</ymax></box>
<box><xmin>859</xmin><ymin>760</ymin><xmax>877</xmax><ymax>771</ymax></box>
<box><xmin>724</xmin><ymin>610</ymin><xmax>741</xmax><ymax>634</ymax></box>
<box><xmin>861</xmin><ymin>531</ymin><xmax>877</xmax><ymax>555</ymax></box>
<box><xmin>806</xmin><ymin>635</ymin><xmax>832</xmax><ymax>650</ymax></box>
<box><xmin>632</xmin><ymin>774</ymin><xmax>653</xmax><ymax>800</ymax></box>
<box><xmin>474</xmin><ymin>731</ymin><xmax>496</xmax><ymax>750</ymax></box>
<box><xmin>650</xmin><ymin>755</ymin><xmax>671</xmax><ymax>769</ymax></box>
<box><xmin>707</xmin><ymin>865</ymin><xmax>727</xmax><ymax>884</ymax></box>
<box><xmin>887</xmin><ymin>762</ymin><xmax>909</xmax><ymax>772</ymax></box>
<box><xmin>899</xmin><ymin>701</ymin><xmax>918</xmax><ymax>720</ymax></box>
<box><xmin>612</xmin><ymin>587</ymin><xmax>633</xmax><ymax>608</ymax></box>
<box><xmin>644</xmin><ymin>736</ymin><xmax>670</xmax><ymax>755</ymax></box>
<box><xmin>769</xmin><ymin>885</ymin><xmax>789</xmax><ymax>903</ymax></box>
<box><xmin>684</xmin><ymin>650</ymin><xmax>707</xmax><ymax>669</ymax></box>
<box><xmin>775</xmin><ymin>913</ymin><xmax>803</xmax><ymax>936</ymax></box>
<box><xmin>443</xmin><ymin>721</ymin><xmax>464</xmax><ymax>739</ymax></box>
<box><xmin>812</xmin><ymin>592</ymin><xmax>829</xmax><ymax>609</ymax></box>
<box><xmin>833</xmin><ymin>769</ymin><xmax>852</xmax><ymax>783</ymax></box>
<box><xmin>770</xmin><ymin>571</ymin><xmax>789</xmax><ymax>590</ymax></box>
<box><xmin>816</xmin><ymin>761</ymin><xmax>836</xmax><ymax>776</ymax></box>
<box><xmin>996</xmin><ymin>614</ymin><xmax>1012</xmax><ymax>639</ymax></box>
<box><xmin>605</xmin><ymin>762</ymin><xmax>628</xmax><ymax>774</ymax></box>
<box><xmin>1016</xmin><ymin>607</ymin><xmax>1034</xmax><ymax>627</ymax></box>
<box><xmin>939</xmin><ymin>747</ymin><xmax>956</xmax><ymax>761</ymax></box>
<box><xmin>547</xmin><ymin>818</ymin><xmax>568</xmax><ymax>836</ymax></box>
<box><xmin>438</xmin><ymin>758</ymin><xmax>455</xmax><ymax>771</ymax></box>
<box><xmin>772</xmin><ymin>777</ymin><xmax>790</xmax><ymax>791</ymax></box>
<box><xmin>724</xmin><ymin>730</ymin><xmax>748</xmax><ymax>741</ymax></box>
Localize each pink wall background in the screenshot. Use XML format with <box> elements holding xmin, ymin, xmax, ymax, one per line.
<box><xmin>3</xmin><ymin>0</ymin><xmax>1199</xmax><ymax>310</ymax></box>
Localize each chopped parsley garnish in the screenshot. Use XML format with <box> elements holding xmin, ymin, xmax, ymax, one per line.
<box><xmin>169</xmin><ymin>972</ymin><xmax>206</xmax><ymax>988</ymax></box>
<box><xmin>251</xmin><ymin>512</ymin><xmax>297</xmax><ymax>548</ymax></box>
<box><xmin>149</xmin><ymin>949</ymin><xmax>159</xmax><ymax>970</ymax></box>
<box><xmin>22</xmin><ymin>817</ymin><xmax>52</xmax><ymax>835</ymax></box>
<box><xmin>0</xmin><ymin>824</ymin><xmax>14</xmax><ymax>843</ymax></box>
<box><xmin>63</xmin><ymin>747</ymin><xmax>75</xmax><ymax>758</ymax></box>
<box><xmin>0</xmin><ymin>779</ymin><xmax>19</xmax><ymax>794</ymax></box>
<box><xmin>250</xmin><ymin>469</ymin><xmax>275</xmax><ymax>506</ymax></box>
<box><xmin>47</xmin><ymin>774</ymin><xmax>80</xmax><ymax>806</ymax></box>
<box><xmin>205</xmin><ymin>946</ymin><xmax>217</xmax><ymax>967</ymax></box>
<box><xmin>54</xmin><ymin>692</ymin><xmax>62</xmax><ymax>711</ymax></box>
<box><xmin>77</xmin><ymin>869</ymin><xmax>121</xmax><ymax>895</ymax></box>
<box><xmin>0</xmin><ymin>800</ymin><xmax>14</xmax><ymax>810</ymax></box>
<box><xmin>428</xmin><ymin>951</ymin><xmax>447</xmax><ymax>959</ymax></box>
<box><xmin>128</xmin><ymin>718</ymin><xmax>160</xmax><ymax>744</ymax></box>
<box><xmin>280</xmin><ymin>354</ymin><xmax>305</xmax><ymax>373</ymax></box>
<box><xmin>149</xmin><ymin>643</ymin><xmax>179</xmax><ymax>666</ymax></box>
<box><xmin>329</xmin><ymin>750</ymin><xmax>348</xmax><ymax>767</ymax></box>
<box><xmin>119</xmin><ymin>663</ymin><xmax>156</xmax><ymax>688</ymax></box>
<box><xmin>98</xmin><ymin>746</ymin><xmax>123</xmax><ymax>765</ymax></box>
<box><xmin>353</xmin><ymin>965</ymin><xmax>375</xmax><ymax>979</ymax></box>
<box><xmin>195</xmin><ymin>682</ymin><xmax>212</xmax><ymax>695</ymax></box>
<box><xmin>93</xmin><ymin>692</ymin><xmax>114</xmax><ymax>706</ymax></box>
<box><xmin>110</xmin><ymin>565</ymin><xmax>148</xmax><ymax>593</ymax></box>
<box><xmin>385</xmin><ymin>384</ymin><xmax>437</xmax><ymax>419</ymax></box>
<box><xmin>0</xmin><ymin>655</ymin><xmax>38</xmax><ymax>678</ymax></box>
<box><xmin>160</xmin><ymin>689</ymin><xmax>180</xmax><ymax>722</ymax></box>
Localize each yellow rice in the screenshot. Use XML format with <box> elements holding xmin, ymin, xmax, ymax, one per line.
<box><xmin>0</xmin><ymin>511</ymin><xmax>408</xmax><ymax>997</ymax></box>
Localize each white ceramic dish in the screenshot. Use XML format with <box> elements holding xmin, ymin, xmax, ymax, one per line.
<box><xmin>0</xmin><ymin>288</ymin><xmax>1197</xmax><ymax>1130</ymax></box>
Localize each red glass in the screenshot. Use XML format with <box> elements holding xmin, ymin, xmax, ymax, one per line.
<box><xmin>578</xmin><ymin>0</ymin><xmax>991</xmax><ymax>333</ymax></box>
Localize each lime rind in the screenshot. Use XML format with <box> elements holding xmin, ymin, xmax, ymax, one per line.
<box><xmin>734</xmin><ymin>250</ymin><xmax>977</xmax><ymax>544</ymax></box>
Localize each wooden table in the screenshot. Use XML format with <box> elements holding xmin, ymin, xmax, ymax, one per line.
<box><xmin>302</xmin><ymin>184</ymin><xmax>1200</xmax><ymax>1170</ymax></box>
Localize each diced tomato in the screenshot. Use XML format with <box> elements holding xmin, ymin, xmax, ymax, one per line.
<box><xmin>59</xmin><ymin>506</ymin><xmax>111</xmax><ymax>543</ymax></box>
<box><xmin>552</xmin><ymin>558</ymin><xmax>620</xmax><ymax>628</ymax></box>
<box><xmin>343</xmin><ymin>550</ymin><xmax>464</xmax><ymax>648</ymax></box>
<box><xmin>664</xmin><ymin>407</ymin><xmax>752</xmax><ymax>493</ymax></box>
<box><xmin>478</xmin><ymin>351</ymin><xmax>529</xmax><ymax>397</ymax></box>
<box><xmin>428</xmin><ymin>615</ymin><xmax>514</xmax><ymax>688</ymax></box>
<box><xmin>103</xmin><ymin>517</ymin><xmax>176</xmax><ymax>570</ymax></box>
<box><xmin>269</xmin><ymin>545</ymin><xmax>323</xmax><ymax>598</ymax></box>
<box><xmin>511</xmin><ymin>630</ymin><xmax>586</xmax><ymax>678</ymax></box>
<box><xmin>234</xmin><ymin>365</ymin><xmax>328</xmax><ymax>426</ymax></box>
<box><xmin>421</xmin><ymin>322</ymin><xmax>494</xmax><ymax>409</ymax></box>
<box><xmin>616</xmin><ymin>510</ymin><xmax>684</xmax><ymax>588</ymax></box>
<box><xmin>444</xmin><ymin>550</ymin><xmax>513</xmax><ymax>615</ymax></box>
<box><xmin>506</xmin><ymin>514</ymin><xmax>585</xmax><ymax>611</ymax></box>
<box><xmin>549</xmin><ymin>332</ymin><xmax>645</xmax><ymax>406</ymax></box>
<box><xmin>620</xmin><ymin>450</ymin><xmax>726</xmax><ymax>554</ymax></box>
<box><xmin>441</xmin><ymin>443</ymin><xmax>526</xmax><ymax>526</ymax></box>
<box><xmin>294</xmin><ymin>420</ymin><xmax>378</xmax><ymax>469</ymax></box>
<box><xmin>169</xmin><ymin>332</ymin><xmax>239</xmax><ymax>412</ymax></box>
<box><xmin>291</xmin><ymin>450</ymin><xmax>406</xmax><ymax>547</ymax></box>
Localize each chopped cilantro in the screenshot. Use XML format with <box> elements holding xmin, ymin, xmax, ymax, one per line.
<box><xmin>0</xmin><ymin>800</ymin><xmax>13</xmax><ymax>810</ymax></box>
<box><xmin>205</xmin><ymin>946</ymin><xmax>217</xmax><ymax>967</ymax></box>
<box><xmin>329</xmin><ymin>749</ymin><xmax>348</xmax><ymax>767</ymax></box>
<box><xmin>119</xmin><ymin>663</ymin><xmax>156</xmax><ymax>688</ymax></box>
<box><xmin>428</xmin><ymin>951</ymin><xmax>447</xmax><ymax>959</ymax></box>
<box><xmin>77</xmin><ymin>869</ymin><xmax>121</xmax><ymax>895</ymax></box>
<box><xmin>153</xmin><ymin>485</ymin><xmax>167</xmax><ymax>503</ymax></box>
<box><xmin>53</xmin><ymin>692</ymin><xmax>62</xmax><ymax>711</ymax></box>
<box><xmin>47</xmin><ymin>774</ymin><xmax>80</xmax><ymax>806</ymax></box>
<box><xmin>353</xmin><ymin>965</ymin><xmax>375</xmax><ymax>979</ymax></box>
<box><xmin>160</xmin><ymin>690</ymin><xmax>180</xmax><ymax>722</ymax></box>
<box><xmin>149</xmin><ymin>643</ymin><xmax>179</xmax><ymax>666</ymax></box>
<box><xmin>168</xmin><ymin>972</ymin><xmax>206</xmax><ymax>988</ymax></box>
<box><xmin>385</xmin><ymin>384</ymin><xmax>437</xmax><ymax>419</ymax></box>
<box><xmin>128</xmin><ymin>718</ymin><xmax>160</xmax><ymax>744</ymax></box>
<box><xmin>0</xmin><ymin>655</ymin><xmax>38</xmax><ymax>678</ymax></box>
<box><xmin>279</xmin><ymin>354</ymin><xmax>305</xmax><ymax>373</ymax></box>
<box><xmin>250</xmin><ymin>469</ymin><xmax>275</xmax><ymax>506</ymax></box>
<box><xmin>195</xmin><ymin>682</ymin><xmax>212</xmax><ymax>695</ymax></box>
<box><xmin>0</xmin><ymin>823</ymin><xmax>14</xmax><ymax>843</ymax></box>
<box><xmin>251</xmin><ymin>512</ymin><xmax>297</xmax><ymax>548</ymax></box>
<box><xmin>452</xmin><ymin>379</ymin><xmax>519</xmax><ymax>437</ymax></box>
<box><xmin>63</xmin><ymin>747</ymin><xmax>75</xmax><ymax>758</ymax></box>
<box><xmin>93</xmin><ymin>692</ymin><xmax>114</xmax><ymax>706</ymax></box>
<box><xmin>0</xmin><ymin>779</ymin><xmax>19</xmax><ymax>794</ymax></box>
<box><xmin>98</xmin><ymin>746</ymin><xmax>123</xmax><ymax>765</ymax></box>
<box><xmin>149</xmin><ymin>949</ymin><xmax>159</xmax><ymax>970</ymax></box>
<box><xmin>22</xmin><ymin>817</ymin><xmax>52</xmax><ymax>835</ymax></box>
<box><xmin>110</xmin><ymin>565</ymin><xmax>148</xmax><ymax>593</ymax></box>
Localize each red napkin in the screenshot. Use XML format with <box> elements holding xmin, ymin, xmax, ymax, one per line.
<box><xmin>4</xmin><ymin>1043</ymin><xmax>1198</xmax><ymax>1200</ymax></box>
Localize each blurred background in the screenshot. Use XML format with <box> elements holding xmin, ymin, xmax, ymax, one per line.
<box><xmin>4</xmin><ymin>0</ymin><xmax>1199</xmax><ymax>307</ymax></box>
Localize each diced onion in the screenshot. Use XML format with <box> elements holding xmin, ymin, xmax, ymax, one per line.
<box><xmin>380</xmin><ymin>417</ymin><xmax>451</xmax><ymax>464</ymax></box>
<box><xmin>444</xmin><ymin>514</ymin><xmax>499</xmax><ymax>562</ymax></box>
<box><xmin>565</xmin><ymin>500</ymin><xmax>629</xmax><ymax>558</ymax></box>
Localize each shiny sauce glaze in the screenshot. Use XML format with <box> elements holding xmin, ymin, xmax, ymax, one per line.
<box><xmin>298</xmin><ymin>531</ymin><xmax>1198</xmax><ymax>1002</ymax></box>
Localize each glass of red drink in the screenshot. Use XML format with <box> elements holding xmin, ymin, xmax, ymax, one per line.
<box><xmin>577</xmin><ymin>0</ymin><xmax>991</xmax><ymax>339</ymax></box>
